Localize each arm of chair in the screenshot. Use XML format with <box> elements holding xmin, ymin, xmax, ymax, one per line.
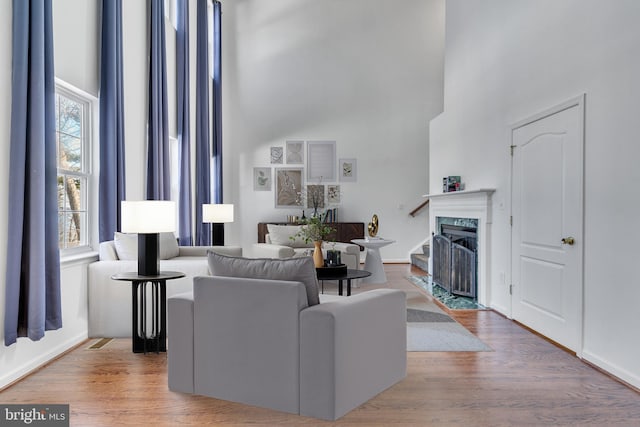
<box><xmin>299</xmin><ymin>289</ymin><xmax>407</xmax><ymax>420</ymax></box>
<box><xmin>178</xmin><ymin>245</ymin><xmax>243</xmax><ymax>257</ymax></box>
<box><xmin>251</xmin><ymin>243</ymin><xmax>295</xmax><ymax>259</ymax></box>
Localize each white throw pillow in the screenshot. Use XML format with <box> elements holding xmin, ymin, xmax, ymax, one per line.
<box><xmin>267</xmin><ymin>224</ymin><xmax>310</xmax><ymax>248</ymax></box>
<box><xmin>113</xmin><ymin>232</ymin><xmax>137</xmax><ymax>260</ymax></box>
<box><xmin>159</xmin><ymin>232</ymin><xmax>180</xmax><ymax>259</ymax></box>
<box><xmin>207</xmin><ymin>251</ymin><xmax>320</xmax><ymax>306</ymax></box>
<box><xmin>113</xmin><ymin>232</ymin><xmax>179</xmax><ymax>260</ymax></box>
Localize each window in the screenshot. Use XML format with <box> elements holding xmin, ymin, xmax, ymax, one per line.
<box><xmin>55</xmin><ymin>85</ymin><xmax>92</xmax><ymax>251</ymax></box>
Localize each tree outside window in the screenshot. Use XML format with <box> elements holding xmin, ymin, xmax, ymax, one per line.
<box><xmin>56</xmin><ymin>89</ymin><xmax>90</xmax><ymax>250</ymax></box>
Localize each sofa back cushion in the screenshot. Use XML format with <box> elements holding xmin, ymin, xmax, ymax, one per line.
<box><xmin>113</xmin><ymin>232</ymin><xmax>180</xmax><ymax>260</ymax></box>
<box><xmin>207</xmin><ymin>251</ymin><xmax>320</xmax><ymax>306</ymax></box>
<box><xmin>266</xmin><ymin>224</ymin><xmax>311</xmax><ymax>248</ymax></box>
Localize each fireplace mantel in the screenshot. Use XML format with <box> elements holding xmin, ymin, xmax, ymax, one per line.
<box><xmin>428</xmin><ymin>188</ymin><xmax>495</xmax><ymax>307</ymax></box>
<box><xmin>422</xmin><ymin>188</ymin><xmax>495</xmax><ymax>199</ymax></box>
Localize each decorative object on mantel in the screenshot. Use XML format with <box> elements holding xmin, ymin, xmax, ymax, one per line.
<box><xmin>367</xmin><ymin>214</ymin><xmax>379</xmax><ymax>238</ymax></box>
<box><xmin>442</xmin><ymin>175</ymin><xmax>464</xmax><ymax>192</ymax></box>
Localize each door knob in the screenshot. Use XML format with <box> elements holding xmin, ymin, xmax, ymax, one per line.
<box><xmin>561</xmin><ymin>237</ymin><xmax>575</xmax><ymax>245</ymax></box>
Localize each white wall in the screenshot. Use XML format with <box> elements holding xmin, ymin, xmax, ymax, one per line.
<box><xmin>430</xmin><ymin>0</ymin><xmax>640</xmax><ymax>388</ymax></box>
<box><xmin>0</xmin><ymin>0</ymin><xmax>100</xmax><ymax>389</ymax></box>
<box><xmin>222</xmin><ymin>0</ymin><xmax>445</xmax><ymax>260</ymax></box>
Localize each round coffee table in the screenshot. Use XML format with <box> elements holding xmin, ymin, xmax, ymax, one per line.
<box><xmin>318</xmin><ymin>269</ymin><xmax>371</xmax><ymax>296</ymax></box>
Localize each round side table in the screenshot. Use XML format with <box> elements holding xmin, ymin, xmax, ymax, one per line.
<box><xmin>351</xmin><ymin>238</ymin><xmax>395</xmax><ymax>284</ymax></box>
<box><xmin>111</xmin><ymin>271</ymin><xmax>185</xmax><ymax>354</ymax></box>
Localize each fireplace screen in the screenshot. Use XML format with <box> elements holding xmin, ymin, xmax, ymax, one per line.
<box><xmin>432</xmin><ymin>223</ymin><xmax>477</xmax><ymax>299</ymax></box>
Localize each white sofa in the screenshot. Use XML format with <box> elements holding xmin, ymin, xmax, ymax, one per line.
<box><xmin>88</xmin><ymin>233</ymin><xmax>242</xmax><ymax>338</ymax></box>
<box><xmin>252</xmin><ymin>224</ymin><xmax>361</xmax><ymax>269</ymax></box>
<box><xmin>168</xmin><ymin>254</ymin><xmax>406</xmax><ymax>420</ymax></box>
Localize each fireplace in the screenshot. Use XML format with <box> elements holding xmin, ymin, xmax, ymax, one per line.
<box><xmin>427</xmin><ymin>189</ymin><xmax>494</xmax><ymax>306</ymax></box>
<box><xmin>433</xmin><ymin>220</ymin><xmax>478</xmax><ymax>298</ymax></box>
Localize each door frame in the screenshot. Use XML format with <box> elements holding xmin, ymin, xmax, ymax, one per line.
<box><xmin>509</xmin><ymin>94</ymin><xmax>585</xmax><ymax>357</ymax></box>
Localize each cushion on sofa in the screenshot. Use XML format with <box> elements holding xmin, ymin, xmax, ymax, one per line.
<box><xmin>207</xmin><ymin>251</ymin><xmax>320</xmax><ymax>306</ymax></box>
<box><xmin>266</xmin><ymin>224</ymin><xmax>310</xmax><ymax>248</ymax></box>
<box><xmin>113</xmin><ymin>232</ymin><xmax>180</xmax><ymax>260</ymax></box>
<box><xmin>113</xmin><ymin>232</ymin><xmax>137</xmax><ymax>260</ymax></box>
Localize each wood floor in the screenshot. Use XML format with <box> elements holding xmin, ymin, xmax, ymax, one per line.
<box><xmin>2</xmin><ymin>264</ymin><xmax>639</xmax><ymax>426</ymax></box>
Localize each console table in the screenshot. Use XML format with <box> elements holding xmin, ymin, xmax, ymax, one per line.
<box><xmin>111</xmin><ymin>271</ymin><xmax>185</xmax><ymax>354</ymax></box>
<box><xmin>258</xmin><ymin>222</ymin><xmax>365</xmax><ymax>247</ymax></box>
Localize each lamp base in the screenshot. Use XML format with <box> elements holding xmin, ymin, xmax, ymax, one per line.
<box><xmin>212</xmin><ymin>223</ymin><xmax>225</xmax><ymax>246</ymax></box>
<box><xmin>138</xmin><ymin>233</ymin><xmax>160</xmax><ymax>276</ymax></box>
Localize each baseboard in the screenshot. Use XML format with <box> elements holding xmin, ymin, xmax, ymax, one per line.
<box><xmin>582</xmin><ymin>349</ymin><xmax>640</xmax><ymax>391</ymax></box>
<box><xmin>0</xmin><ymin>332</ymin><xmax>88</xmax><ymax>390</ymax></box>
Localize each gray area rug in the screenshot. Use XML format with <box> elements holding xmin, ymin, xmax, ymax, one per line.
<box><xmin>405</xmin><ymin>288</ymin><xmax>492</xmax><ymax>352</ymax></box>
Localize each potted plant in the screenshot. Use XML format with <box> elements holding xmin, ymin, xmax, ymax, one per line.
<box><xmin>291</xmin><ymin>213</ymin><xmax>335</xmax><ymax>267</ymax></box>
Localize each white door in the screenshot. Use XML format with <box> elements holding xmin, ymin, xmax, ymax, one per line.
<box><xmin>511</xmin><ymin>96</ymin><xmax>584</xmax><ymax>353</ymax></box>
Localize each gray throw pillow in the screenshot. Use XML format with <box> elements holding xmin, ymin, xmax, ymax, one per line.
<box><xmin>207</xmin><ymin>251</ymin><xmax>320</xmax><ymax>306</ymax></box>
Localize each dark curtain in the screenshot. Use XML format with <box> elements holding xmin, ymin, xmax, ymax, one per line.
<box><xmin>195</xmin><ymin>0</ymin><xmax>211</xmax><ymax>245</ymax></box>
<box><xmin>98</xmin><ymin>0</ymin><xmax>126</xmax><ymax>242</ymax></box>
<box><xmin>177</xmin><ymin>0</ymin><xmax>193</xmax><ymax>245</ymax></box>
<box><xmin>210</xmin><ymin>1</ymin><xmax>224</xmax><ymax>244</ymax></box>
<box><xmin>147</xmin><ymin>0</ymin><xmax>171</xmax><ymax>200</ymax></box>
<box><xmin>5</xmin><ymin>0</ymin><xmax>62</xmax><ymax>346</ymax></box>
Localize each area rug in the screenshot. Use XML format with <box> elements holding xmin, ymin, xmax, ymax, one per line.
<box><xmin>405</xmin><ymin>289</ymin><xmax>492</xmax><ymax>352</ymax></box>
<box><xmin>408</xmin><ymin>275</ymin><xmax>485</xmax><ymax>310</ymax></box>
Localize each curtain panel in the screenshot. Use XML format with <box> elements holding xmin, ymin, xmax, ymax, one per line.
<box><xmin>177</xmin><ymin>0</ymin><xmax>193</xmax><ymax>245</ymax></box>
<box><xmin>195</xmin><ymin>0</ymin><xmax>211</xmax><ymax>245</ymax></box>
<box><xmin>99</xmin><ymin>0</ymin><xmax>126</xmax><ymax>242</ymax></box>
<box><xmin>147</xmin><ymin>0</ymin><xmax>171</xmax><ymax>200</ymax></box>
<box><xmin>5</xmin><ymin>0</ymin><xmax>62</xmax><ymax>346</ymax></box>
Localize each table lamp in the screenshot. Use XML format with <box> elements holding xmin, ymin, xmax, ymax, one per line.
<box><xmin>203</xmin><ymin>203</ymin><xmax>234</xmax><ymax>246</ymax></box>
<box><xmin>121</xmin><ymin>200</ymin><xmax>176</xmax><ymax>276</ymax></box>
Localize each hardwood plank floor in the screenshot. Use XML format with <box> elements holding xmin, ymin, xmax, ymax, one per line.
<box><xmin>2</xmin><ymin>264</ymin><xmax>639</xmax><ymax>426</ymax></box>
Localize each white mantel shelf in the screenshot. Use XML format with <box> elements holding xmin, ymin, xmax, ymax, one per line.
<box><xmin>422</xmin><ymin>189</ymin><xmax>496</xmax><ymax>199</ymax></box>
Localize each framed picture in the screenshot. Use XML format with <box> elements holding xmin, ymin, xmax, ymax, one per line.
<box><xmin>307</xmin><ymin>140</ymin><xmax>336</xmax><ymax>181</ymax></box>
<box><xmin>253</xmin><ymin>167</ymin><xmax>272</xmax><ymax>191</ymax></box>
<box><xmin>275</xmin><ymin>168</ymin><xmax>303</xmax><ymax>208</ymax></box>
<box><xmin>306</xmin><ymin>184</ymin><xmax>325</xmax><ymax>210</ymax></box>
<box><xmin>327</xmin><ymin>185</ymin><xmax>341</xmax><ymax>203</ymax></box>
<box><xmin>286</xmin><ymin>140</ymin><xmax>304</xmax><ymax>164</ymax></box>
<box><xmin>270</xmin><ymin>146</ymin><xmax>283</xmax><ymax>164</ymax></box>
<box><xmin>339</xmin><ymin>158</ymin><xmax>357</xmax><ymax>182</ymax></box>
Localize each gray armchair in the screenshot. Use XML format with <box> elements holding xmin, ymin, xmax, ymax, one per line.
<box><xmin>167</xmin><ymin>257</ymin><xmax>406</xmax><ymax>420</ymax></box>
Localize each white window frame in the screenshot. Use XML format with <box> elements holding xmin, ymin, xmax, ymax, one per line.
<box><xmin>55</xmin><ymin>79</ymin><xmax>98</xmax><ymax>258</ymax></box>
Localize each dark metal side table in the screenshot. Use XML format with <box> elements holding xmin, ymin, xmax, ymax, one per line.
<box><xmin>111</xmin><ymin>271</ymin><xmax>185</xmax><ymax>354</ymax></box>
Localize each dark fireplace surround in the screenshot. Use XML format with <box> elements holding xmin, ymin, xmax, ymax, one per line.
<box><xmin>432</xmin><ymin>217</ymin><xmax>478</xmax><ymax>299</ymax></box>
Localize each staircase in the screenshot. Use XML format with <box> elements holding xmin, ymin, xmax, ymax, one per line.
<box><xmin>410</xmin><ymin>243</ymin><xmax>430</xmax><ymax>274</ymax></box>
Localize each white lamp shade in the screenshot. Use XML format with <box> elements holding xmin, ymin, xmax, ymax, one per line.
<box><xmin>203</xmin><ymin>204</ymin><xmax>234</xmax><ymax>223</ymax></box>
<box><xmin>121</xmin><ymin>200</ymin><xmax>176</xmax><ymax>233</ymax></box>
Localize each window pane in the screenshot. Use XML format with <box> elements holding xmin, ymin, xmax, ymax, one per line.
<box><xmin>64</xmin><ymin>212</ymin><xmax>84</xmax><ymax>248</ymax></box>
<box><xmin>63</xmin><ymin>176</ymin><xmax>84</xmax><ymax>211</ymax></box>
<box><xmin>58</xmin><ymin>213</ymin><xmax>65</xmax><ymax>248</ymax></box>
<box><xmin>58</xmin><ymin>96</ymin><xmax>82</xmax><ymax>137</ymax></box>
<box><xmin>57</xmin><ymin>176</ymin><xmax>65</xmax><ymax>210</ymax></box>
<box><xmin>59</xmin><ymin>134</ymin><xmax>82</xmax><ymax>172</ymax></box>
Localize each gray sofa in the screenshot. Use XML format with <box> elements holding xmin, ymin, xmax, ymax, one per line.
<box><xmin>88</xmin><ymin>235</ymin><xmax>242</xmax><ymax>338</ymax></box>
<box><xmin>167</xmin><ymin>254</ymin><xmax>406</xmax><ymax>420</ymax></box>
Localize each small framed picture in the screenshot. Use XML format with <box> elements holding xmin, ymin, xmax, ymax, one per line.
<box><xmin>253</xmin><ymin>167</ymin><xmax>272</xmax><ymax>191</ymax></box>
<box><xmin>270</xmin><ymin>146</ymin><xmax>283</xmax><ymax>164</ymax></box>
<box><xmin>286</xmin><ymin>140</ymin><xmax>304</xmax><ymax>164</ymax></box>
<box><xmin>339</xmin><ymin>158</ymin><xmax>357</xmax><ymax>182</ymax></box>
<box><xmin>275</xmin><ymin>168</ymin><xmax>303</xmax><ymax>208</ymax></box>
<box><xmin>328</xmin><ymin>185</ymin><xmax>341</xmax><ymax>203</ymax></box>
